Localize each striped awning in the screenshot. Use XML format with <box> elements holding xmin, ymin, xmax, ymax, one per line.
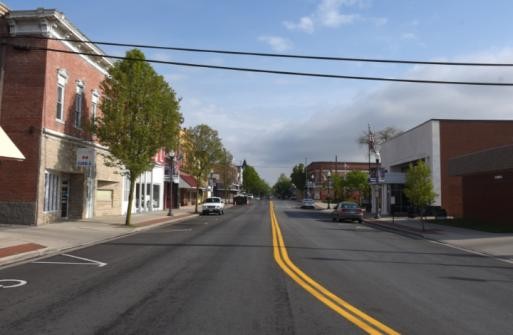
<box><xmin>0</xmin><ymin>126</ymin><xmax>25</xmax><ymax>161</ymax></box>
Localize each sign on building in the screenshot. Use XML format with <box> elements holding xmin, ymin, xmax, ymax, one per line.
<box><xmin>76</xmin><ymin>148</ymin><xmax>95</xmax><ymax>168</ymax></box>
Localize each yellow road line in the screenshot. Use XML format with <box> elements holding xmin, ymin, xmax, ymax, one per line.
<box><xmin>269</xmin><ymin>202</ymin><xmax>400</xmax><ymax>335</ymax></box>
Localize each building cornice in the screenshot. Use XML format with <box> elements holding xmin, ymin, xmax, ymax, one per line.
<box><xmin>6</xmin><ymin>8</ymin><xmax>112</xmax><ymax>75</ymax></box>
<box><xmin>43</xmin><ymin>128</ymin><xmax>109</xmax><ymax>151</ymax></box>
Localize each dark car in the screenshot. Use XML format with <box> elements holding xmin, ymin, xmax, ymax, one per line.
<box><xmin>332</xmin><ymin>201</ymin><xmax>364</xmax><ymax>223</ymax></box>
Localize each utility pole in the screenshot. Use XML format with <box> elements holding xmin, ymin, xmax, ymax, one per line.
<box><xmin>304</xmin><ymin>157</ymin><xmax>307</xmax><ymax>199</ymax></box>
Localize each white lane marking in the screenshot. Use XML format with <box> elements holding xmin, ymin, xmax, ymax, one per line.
<box><xmin>428</xmin><ymin>240</ymin><xmax>513</xmax><ymax>265</ymax></box>
<box><xmin>33</xmin><ymin>253</ymin><xmax>107</xmax><ymax>267</ymax></box>
<box><xmin>169</xmin><ymin>228</ymin><xmax>192</xmax><ymax>232</ymax></box>
<box><xmin>0</xmin><ymin>279</ymin><xmax>27</xmax><ymax>288</ymax></box>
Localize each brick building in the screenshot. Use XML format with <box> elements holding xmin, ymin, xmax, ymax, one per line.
<box><xmin>305</xmin><ymin>161</ymin><xmax>374</xmax><ymax>202</ymax></box>
<box><xmin>449</xmin><ymin>144</ymin><xmax>513</xmax><ymax>225</ymax></box>
<box><xmin>0</xmin><ymin>8</ymin><xmax>122</xmax><ymax>224</ymax></box>
<box><xmin>377</xmin><ymin>119</ymin><xmax>513</xmax><ymax>219</ymax></box>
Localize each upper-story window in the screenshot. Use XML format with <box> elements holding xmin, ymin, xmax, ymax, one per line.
<box><xmin>74</xmin><ymin>80</ymin><xmax>85</xmax><ymax>128</ymax></box>
<box><xmin>56</xmin><ymin>69</ymin><xmax>68</xmax><ymax>122</ymax></box>
<box><xmin>91</xmin><ymin>90</ymin><xmax>99</xmax><ymax>125</ymax></box>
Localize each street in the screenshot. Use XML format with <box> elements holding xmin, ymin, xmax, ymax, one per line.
<box><xmin>1</xmin><ymin>200</ymin><xmax>513</xmax><ymax>334</ymax></box>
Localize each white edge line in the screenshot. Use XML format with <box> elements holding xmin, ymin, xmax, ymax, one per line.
<box><xmin>62</xmin><ymin>253</ymin><xmax>107</xmax><ymax>267</ymax></box>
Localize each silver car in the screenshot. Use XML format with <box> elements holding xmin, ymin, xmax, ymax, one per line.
<box><xmin>332</xmin><ymin>201</ymin><xmax>364</xmax><ymax>223</ymax></box>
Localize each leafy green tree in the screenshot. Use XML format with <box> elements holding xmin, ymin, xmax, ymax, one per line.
<box><xmin>290</xmin><ymin>163</ymin><xmax>306</xmax><ymax>198</ymax></box>
<box><xmin>215</xmin><ymin>148</ymin><xmax>236</xmax><ymax>202</ymax></box>
<box><xmin>93</xmin><ymin>49</ymin><xmax>182</xmax><ymax>225</ymax></box>
<box><xmin>243</xmin><ymin>164</ymin><xmax>270</xmax><ymax>196</ymax></box>
<box><xmin>331</xmin><ymin>174</ymin><xmax>343</xmax><ymax>202</ymax></box>
<box><xmin>182</xmin><ymin>124</ymin><xmax>224</xmax><ymax>213</ymax></box>
<box><xmin>272</xmin><ymin>174</ymin><xmax>293</xmax><ymax>199</ymax></box>
<box><xmin>404</xmin><ymin>160</ymin><xmax>437</xmax><ymax>229</ymax></box>
<box><xmin>343</xmin><ymin>170</ymin><xmax>370</xmax><ymax>205</ymax></box>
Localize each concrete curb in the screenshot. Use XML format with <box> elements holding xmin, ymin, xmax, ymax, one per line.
<box><xmin>0</xmin><ymin>212</ymin><xmax>198</xmax><ymax>270</ymax></box>
<box><xmin>363</xmin><ymin>219</ymin><xmax>425</xmax><ymax>238</ymax></box>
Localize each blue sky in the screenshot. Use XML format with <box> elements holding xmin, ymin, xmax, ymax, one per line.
<box><xmin>9</xmin><ymin>0</ymin><xmax>513</xmax><ymax>183</ymax></box>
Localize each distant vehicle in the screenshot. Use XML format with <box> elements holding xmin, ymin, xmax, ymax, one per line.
<box><xmin>201</xmin><ymin>197</ymin><xmax>225</xmax><ymax>215</ymax></box>
<box><xmin>290</xmin><ymin>195</ymin><xmax>297</xmax><ymax>200</ymax></box>
<box><xmin>233</xmin><ymin>194</ymin><xmax>248</xmax><ymax>205</ymax></box>
<box><xmin>332</xmin><ymin>201</ymin><xmax>364</xmax><ymax>223</ymax></box>
<box><xmin>301</xmin><ymin>198</ymin><xmax>315</xmax><ymax>209</ymax></box>
<box><xmin>247</xmin><ymin>194</ymin><xmax>254</xmax><ymax>199</ymax></box>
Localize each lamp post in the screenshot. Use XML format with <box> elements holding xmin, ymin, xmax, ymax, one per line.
<box><xmin>167</xmin><ymin>151</ymin><xmax>175</xmax><ymax>216</ymax></box>
<box><xmin>326</xmin><ymin>170</ymin><xmax>332</xmax><ymax>209</ymax></box>
<box><xmin>311</xmin><ymin>174</ymin><xmax>315</xmax><ymax>199</ymax></box>
<box><xmin>374</xmin><ymin>152</ymin><xmax>381</xmax><ymax>219</ymax></box>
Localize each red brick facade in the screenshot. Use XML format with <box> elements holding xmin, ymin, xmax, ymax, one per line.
<box><xmin>0</xmin><ymin>10</ymin><xmax>113</xmax><ymax>224</ymax></box>
<box><xmin>306</xmin><ymin>161</ymin><xmax>375</xmax><ymax>201</ymax></box>
<box><xmin>439</xmin><ymin>120</ymin><xmax>513</xmax><ymax>217</ymax></box>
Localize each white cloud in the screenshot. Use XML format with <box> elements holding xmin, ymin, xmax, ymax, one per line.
<box><xmin>234</xmin><ymin>48</ymin><xmax>513</xmax><ymax>183</ymax></box>
<box><xmin>283</xmin><ymin>16</ymin><xmax>315</xmax><ymax>33</ymax></box>
<box><xmin>258</xmin><ymin>35</ymin><xmax>293</xmax><ymax>52</ymax></box>
<box><xmin>317</xmin><ymin>0</ymin><xmax>359</xmax><ymax>27</ymax></box>
<box><xmin>283</xmin><ymin>0</ymin><xmax>382</xmax><ymax>34</ymax></box>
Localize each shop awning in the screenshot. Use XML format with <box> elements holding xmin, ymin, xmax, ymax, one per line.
<box><xmin>179</xmin><ymin>173</ymin><xmax>197</xmax><ymax>189</ymax></box>
<box><xmin>0</xmin><ymin>126</ymin><xmax>25</xmax><ymax>161</ymax></box>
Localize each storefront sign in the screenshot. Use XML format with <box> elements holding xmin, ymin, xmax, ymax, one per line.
<box><xmin>76</xmin><ymin>148</ymin><xmax>95</xmax><ymax>168</ymax></box>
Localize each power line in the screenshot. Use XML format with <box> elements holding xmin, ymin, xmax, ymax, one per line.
<box><xmin>8</xmin><ymin>43</ymin><xmax>513</xmax><ymax>86</ymax></box>
<box><xmin>11</xmin><ymin>35</ymin><xmax>513</xmax><ymax>67</ymax></box>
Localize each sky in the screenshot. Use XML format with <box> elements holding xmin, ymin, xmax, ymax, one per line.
<box><xmin>9</xmin><ymin>0</ymin><xmax>513</xmax><ymax>184</ymax></box>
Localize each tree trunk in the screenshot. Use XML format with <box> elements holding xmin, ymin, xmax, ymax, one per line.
<box><xmin>194</xmin><ymin>184</ymin><xmax>200</xmax><ymax>214</ymax></box>
<box><xmin>125</xmin><ymin>174</ymin><xmax>136</xmax><ymax>226</ymax></box>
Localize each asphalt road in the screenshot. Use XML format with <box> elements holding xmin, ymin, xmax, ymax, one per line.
<box><xmin>1</xmin><ymin>200</ymin><xmax>513</xmax><ymax>334</ymax></box>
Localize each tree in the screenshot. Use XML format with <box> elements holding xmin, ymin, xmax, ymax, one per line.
<box><xmin>290</xmin><ymin>163</ymin><xmax>306</xmax><ymax>198</ymax></box>
<box><xmin>215</xmin><ymin>148</ymin><xmax>236</xmax><ymax>202</ymax></box>
<box><xmin>357</xmin><ymin>126</ymin><xmax>402</xmax><ymax>148</ymax></box>
<box><xmin>272</xmin><ymin>174</ymin><xmax>293</xmax><ymax>199</ymax></box>
<box><xmin>243</xmin><ymin>164</ymin><xmax>270</xmax><ymax>196</ymax></box>
<box><xmin>182</xmin><ymin>124</ymin><xmax>224</xmax><ymax>213</ymax></box>
<box><xmin>403</xmin><ymin>160</ymin><xmax>437</xmax><ymax>230</ymax></box>
<box><xmin>343</xmin><ymin>170</ymin><xmax>370</xmax><ymax>205</ymax></box>
<box><xmin>93</xmin><ymin>49</ymin><xmax>182</xmax><ymax>225</ymax></box>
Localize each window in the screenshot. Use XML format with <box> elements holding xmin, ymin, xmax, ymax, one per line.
<box><xmin>74</xmin><ymin>81</ymin><xmax>84</xmax><ymax>128</ymax></box>
<box><xmin>44</xmin><ymin>172</ymin><xmax>60</xmax><ymax>212</ymax></box>
<box><xmin>56</xmin><ymin>69</ymin><xmax>67</xmax><ymax>121</ymax></box>
<box><xmin>91</xmin><ymin>90</ymin><xmax>99</xmax><ymax>125</ymax></box>
<box><xmin>124</xmin><ymin>176</ymin><xmax>130</xmax><ymax>201</ymax></box>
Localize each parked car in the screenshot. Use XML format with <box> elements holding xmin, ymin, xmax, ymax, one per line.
<box><xmin>301</xmin><ymin>198</ymin><xmax>316</xmax><ymax>209</ymax></box>
<box><xmin>332</xmin><ymin>201</ymin><xmax>364</xmax><ymax>223</ymax></box>
<box><xmin>201</xmin><ymin>197</ymin><xmax>225</xmax><ymax>215</ymax></box>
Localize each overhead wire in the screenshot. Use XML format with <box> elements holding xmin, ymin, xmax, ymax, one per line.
<box><xmin>10</xmin><ymin>35</ymin><xmax>513</xmax><ymax>67</ymax></box>
<box><xmin>5</xmin><ymin>41</ymin><xmax>513</xmax><ymax>86</ymax></box>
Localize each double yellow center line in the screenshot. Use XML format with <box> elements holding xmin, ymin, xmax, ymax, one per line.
<box><xmin>269</xmin><ymin>202</ymin><xmax>400</xmax><ymax>335</ymax></box>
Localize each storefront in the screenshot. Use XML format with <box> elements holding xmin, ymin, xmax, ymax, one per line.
<box><xmin>122</xmin><ymin>165</ymin><xmax>165</xmax><ymax>214</ymax></box>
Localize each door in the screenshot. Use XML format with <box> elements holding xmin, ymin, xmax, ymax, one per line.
<box><xmin>61</xmin><ymin>179</ymin><xmax>69</xmax><ymax>218</ymax></box>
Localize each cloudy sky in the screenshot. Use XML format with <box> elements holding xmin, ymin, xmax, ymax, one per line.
<box><xmin>13</xmin><ymin>0</ymin><xmax>513</xmax><ymax>183</ymax></box>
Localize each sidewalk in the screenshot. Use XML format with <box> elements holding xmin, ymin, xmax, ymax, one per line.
<box><xmin>0</xmin><ymin>205</ymin><xmax>199</xmax><ymax>268</ymax></box>
<box><xmin>365</xmin><ymin>216</ymin><xmax>513</xmax><ymax>263</ymax></box>
<box><xmin>315</xmin><ymin>202</ymin><xmax>513</xmax><ymax>264</ymax></box>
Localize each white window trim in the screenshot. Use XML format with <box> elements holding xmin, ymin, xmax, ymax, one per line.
<box><xmin>56</xmin><ymin>69</ymin><xmax>68</xmax><ymax>123</ymax></box>
<box><xmin>44</xmin><ymin>171</ymin><xmax>61</xmax><ymax>213</ymax></box>
<box><xmin>74</xmin><ymin>80</ymin><xmax>85</xmax><ymax>129</ymax></box>
<box><xmin>91</xmin><ymin>89</ymin><xmax>99</xmax><ymax>125</ymax></box>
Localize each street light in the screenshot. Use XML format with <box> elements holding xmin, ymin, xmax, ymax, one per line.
<box><xmin>311</xmin><ymin>174</ymin><xmax>315</xmax><ymax>199</ymax></box>
<box><xmin>326</xmin><ymin>170</ymin><xmax>332</xmax><ymax>209</ymax></box>
<box><xmin>167</xmin><ymin>151</ymin><xmax>175</xmax><ymax>216</ymax></box>
<box><xmin>374</xmin><ymin>152</ymin><xmax>381</xmax><ymax>219</ymax></box>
